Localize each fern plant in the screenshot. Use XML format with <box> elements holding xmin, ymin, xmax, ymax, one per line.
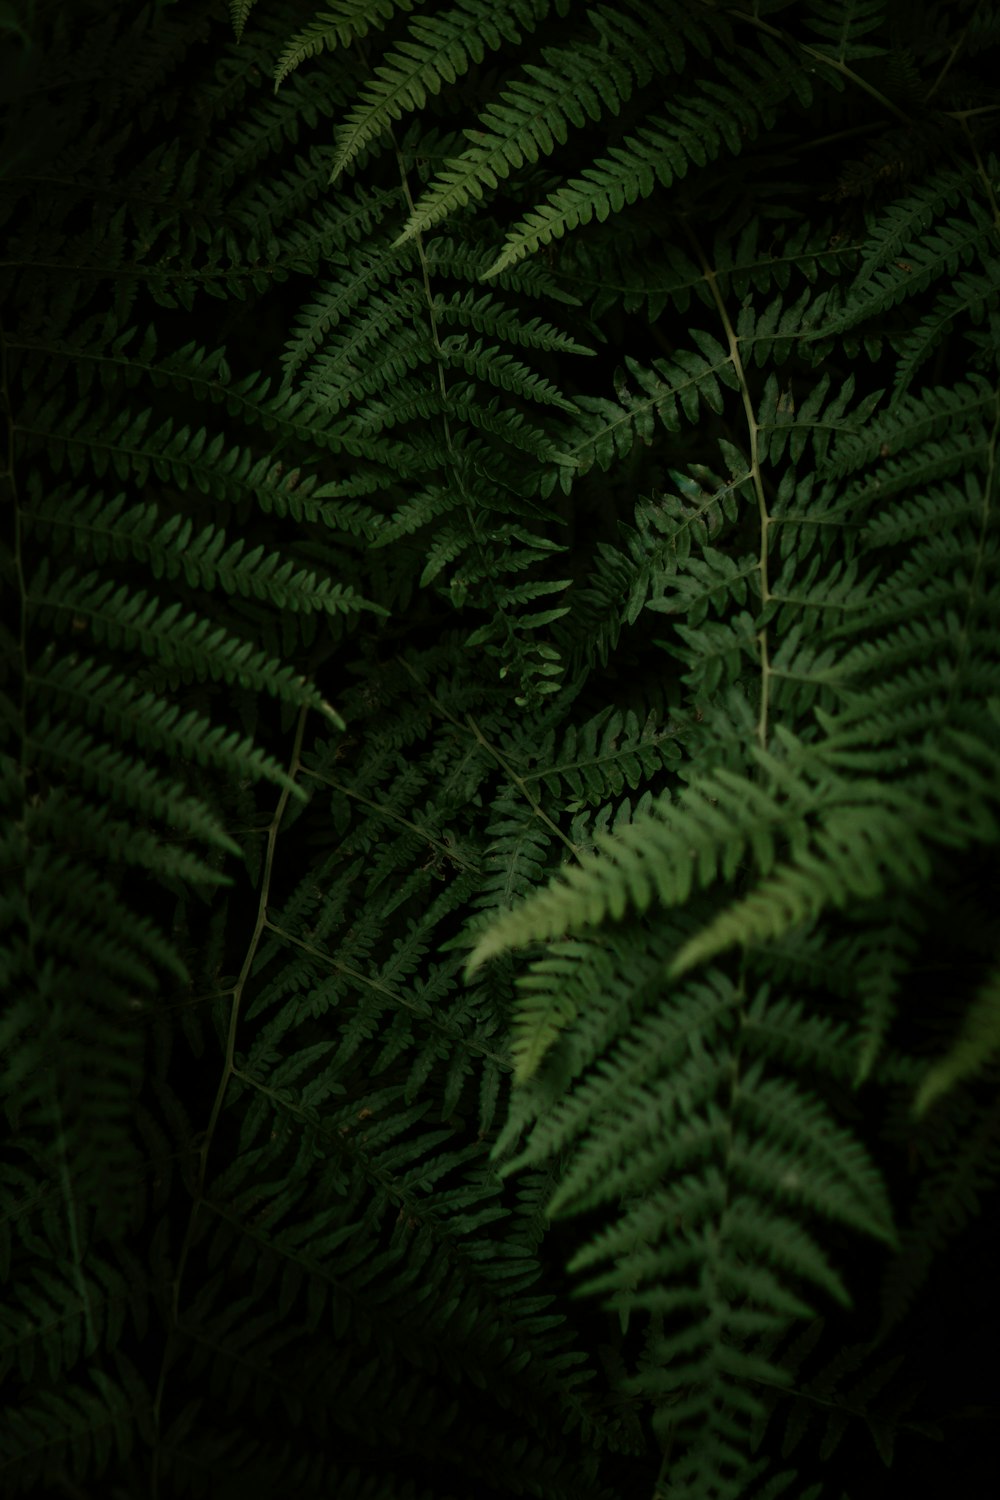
<box><xmin>2</xmin><ymin>1</ymin><xmax>999</xmax><ymax>1498</ymax></box>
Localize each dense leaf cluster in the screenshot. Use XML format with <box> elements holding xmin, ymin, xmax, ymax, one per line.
<box><xmin>2</xmin><ymin>2</ymin><xmax>999</xmax><ymax>1497</ymax></box>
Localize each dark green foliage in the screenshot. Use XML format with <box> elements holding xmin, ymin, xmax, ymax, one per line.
<box><xmin>2</xmin><ymin>1</ymin><xmax>999</xmax><ymax>1497</ymax></box>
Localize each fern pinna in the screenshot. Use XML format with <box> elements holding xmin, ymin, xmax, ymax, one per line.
<box><xmin>1</xmin><ymin>2</ymin><xmax>999</xmax><ymax>1498</ymax></box>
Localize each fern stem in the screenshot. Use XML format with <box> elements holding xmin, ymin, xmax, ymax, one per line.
<box><xmin>394</xmin><ymin>134</ymin><xmax>450</xmax><ymax>411</ymax></box>
<box><xmin>684</xmin><ymin>228</ymin><xmax>773</xmax><ymax>749</ymax></box>
<box><xmin>392</xmin><ymin>133</ymin><xmax>548</xmax><ymax>688</ymax></box>
<box><xmin>256</xmin><ymin>920</ymin><xmax>434</xmax><ymax>1016</ymax></box>
<box><xmin>394</xmin><ymin>655</ymin><xmax>582</xmax><ymax>856</ymax></box>
<box><xmin>960</xmin><ymin>115</ymin><xmax>1000</xmax><ymax>234</ymax></box>
<box><xmin>300</xmin><ymin>765</ymin><xmax>479</xmax><ymax>871</ymax></box>
<box><xmin>926</xmin><ymin>18</ymin><xmax>977</xmax><ymax>102</ymax></box>
<box><xmin>205</xmin><ymin>707</ymin><xmax>310</xmax><ymax>1172</ymax></box>
<box><xmin>47</xmin><ymin>1081</ymin><xmax>99</xmax><ymax>1356</ymax></box>
<box><xmin>465</xmin><ymin>713</ymin><xmax>582</xmax><ymax>857</ymax></box>
<box><xmin>150</xmin><ymin>704</ymin><xmax>310</xmax><ymax>1496</ymax></box>
<box><xmin>725</xmin><ymin>6</ymin><xmax>912</xmax><ymax>126</ymax></box>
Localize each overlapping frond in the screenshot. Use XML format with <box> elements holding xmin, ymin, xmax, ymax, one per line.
<box><xmin>4</xmin><ymin>1</ymin><xmax>999</xmax><ymax>1497</ymax></box>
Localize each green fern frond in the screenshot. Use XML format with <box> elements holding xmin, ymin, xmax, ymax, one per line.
<box><xmin>33</xmin><ymin>489</ymin><xmax>382</xmax><ymax>618</ymax></box>
<box><xmin>674</xmin><ymin>726</ymin><xmax>1000</xmax><ymax>976</ymax></box>
<box><xmin>229</xmin><ymin>1</ymin><xmax>261</xmax><ymax>43</ymax></box>
<box><xmin>483</xmin><ymin>35</ymin><xmax>811</xmax><ymax>276</ymax></box>
<box><xmin>330</xmin><ymin>0</ymin><xmax>550</xmax><ymax>183</ymax></box>
<box><xmin>525</xmin><ymin>705</ymin><xmax>683</xmax><ymax>807</ymax></box>
<box><xmin>491</xmin><ymin>933</ymin><xmax>895</xmax><ymax>1498</ymax></box>
<box><xmin>550</xmin><ymin>340</ymin><xmax>740</xmax><ymax>490</ymax></box>
<box><xmin>752</xmin><ymin>1325</ymin><xmax>929</xmax><ymax>1480</ymax></box>
<box><xmin>33</xmin><ymin>656</ymin><xmax>301</xmax><ymax>792</ymax></box>
<box><xmin>618</xmin><ymin>468</ymin><xmax>749</xmax><ymax>618</ymax></box>
<box><xmin>6</xmin><ymin>1</ymin><xmax>1000</xmax><ymax>1493</ymax></box>
<box><xmin>852</xmin><ymin>168</ymin><xmax>971</xmax><ymax>286</ymax></box>
<box><xmin>823</xmin><ymin>374</ymin><xmax>995</xmax><ymax>488</ymax></box>
<box><xmin>29</xmin><ymin>565</ymin><xmax>343</xmax><ymax>726</ymax></box>
<box><xmin>467</xmin><ymin>767</ymin><xmax>816</xmax><ymax>972</ymax></box>
<box><xmin>25</xmin><ymin>718</ymin><xmax>243</xmax><ymax>853</ymax></box>
<box><xmin>803</xmin><ymin>0</ymin><xmax>889</xmax><ymax>63</ymax></box>
<box><xmin>915</xmin><ymin>957</ymin><xmax>1000</xmax><ymax>1115</ymax></box>
<box><xmin>274</xmin><ymin>1</ymin><xmax>418</xmax><ymax>90</ymax></box>
<box><xmin>281</xmin><ymin>237</ymin><xmax>420</xmax><ymax>388</ymax></box>
<box><xmin>0</xmin><ymin>1366</ymin><xmax>137</xmax><ymax>1493</ymax></box>
<box><xmin>394</xmin><ymin>22</ymin><xmax>661</xmax><ymax>243</ymax></box>
<box><xmin>23</xmin><ymin>787</ymin><xmax>234</xmax><ymax>887</ymax></box>
<box><xmin>892</xmin><ymin>265</ymin><xmax>1000</xmax><ymax>392</ymax></box>
<box><xmin>821</xmin><ymin>202</ymin><xmax>991</xmax><ymax>336</ymax></box>
<box><xmin>431</xmin><ymin>287</ymin><xmax>595</xmax><ymax>355</ymax></box>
